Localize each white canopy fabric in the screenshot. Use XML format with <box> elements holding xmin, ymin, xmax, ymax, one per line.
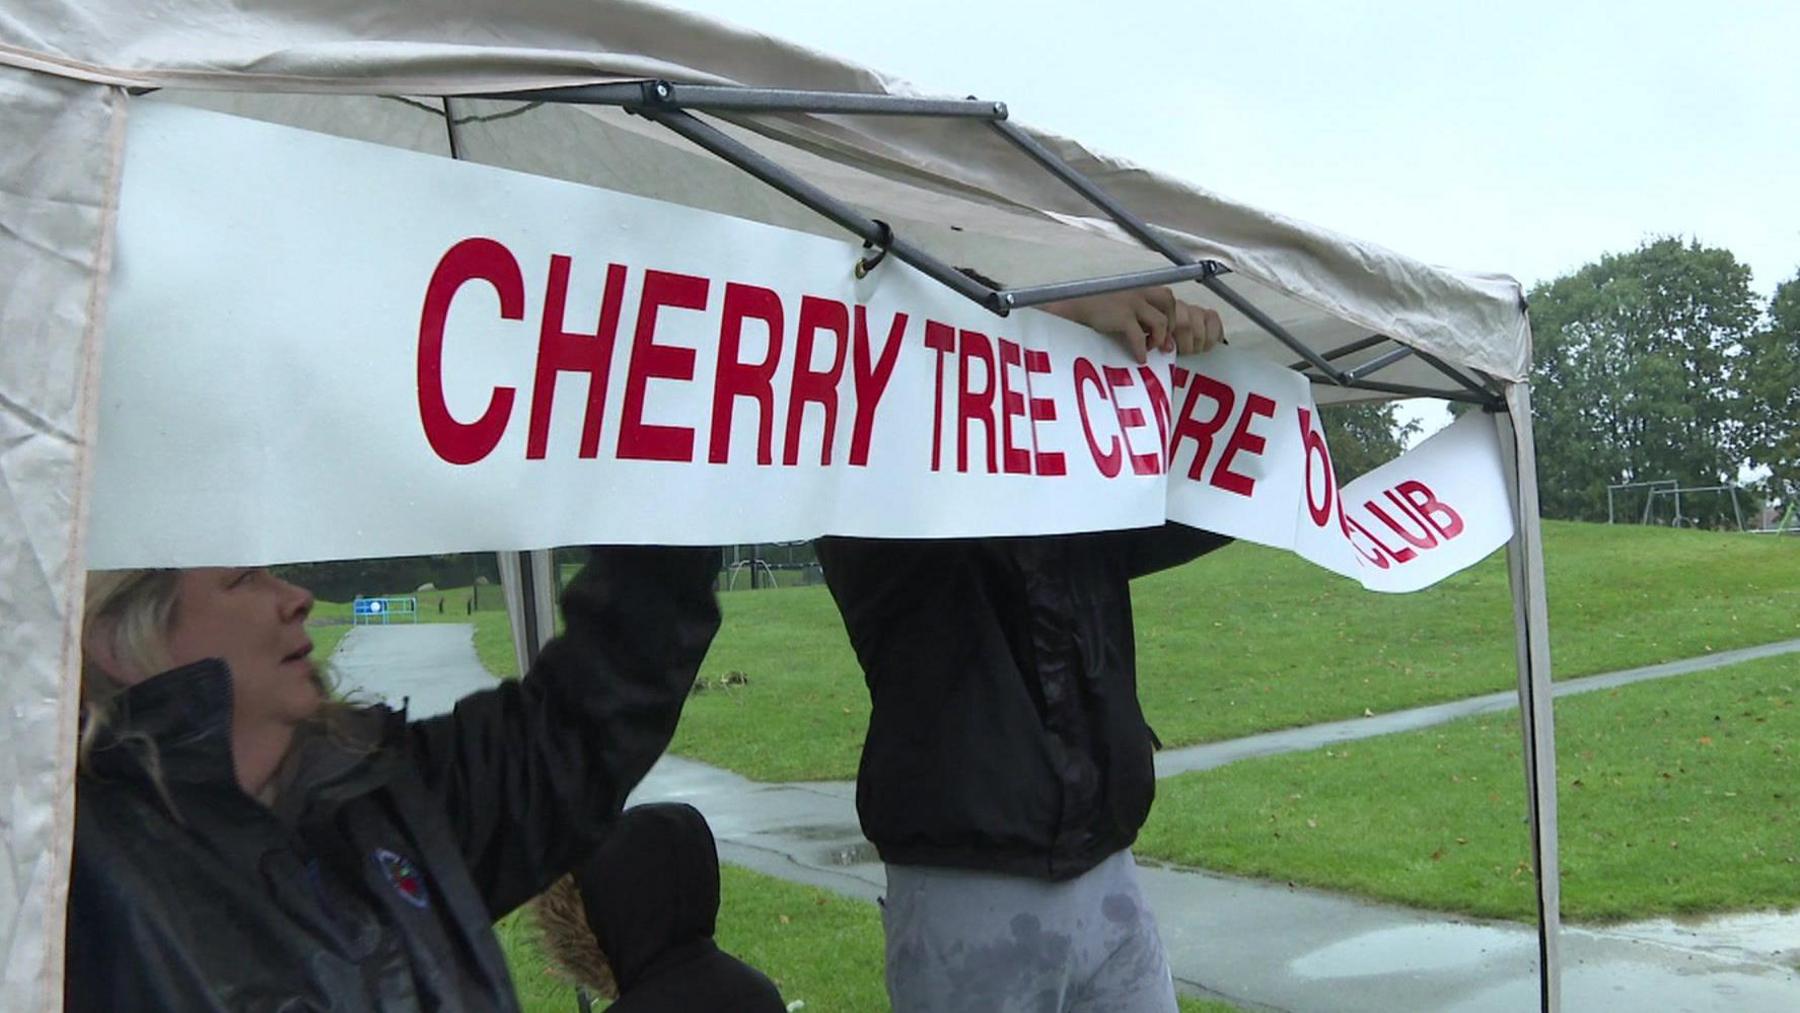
<box><xmin>0</xmin><ymin>2</ymin><xmax>1555</xmax><ymax>1009</ymax></box>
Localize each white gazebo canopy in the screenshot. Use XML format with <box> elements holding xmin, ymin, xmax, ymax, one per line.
<box><xmin>0</xmin><ymin>1</ymin><xmax>1557</xmax><ymax>1008</ymax></box>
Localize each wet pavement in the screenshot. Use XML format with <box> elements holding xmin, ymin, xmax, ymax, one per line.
<box><xmin>329</xmin><ymin>623</ymin><xmax>495</xmax><ymax>719</ymax></box>
<box><xmin>630</xmin><ymin>753</ymin><xmax>1800</xmax><ymax>1012</ymax></box>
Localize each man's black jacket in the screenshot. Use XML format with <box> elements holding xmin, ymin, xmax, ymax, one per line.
<box><xmin>66</xmin><ymin>546</ymin><xmax>720</xmax><ymax>1012</ymax></box>
<box><xmin>816</xmin><ymin>524</ymin><xmax>1229</xmax><ymax>881</ymax></box>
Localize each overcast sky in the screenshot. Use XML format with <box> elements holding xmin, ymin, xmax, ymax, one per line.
<box><xmin>662</xmin><ymin>0</ymin><xmax>1800</xmax><ymax>434</ymax></box>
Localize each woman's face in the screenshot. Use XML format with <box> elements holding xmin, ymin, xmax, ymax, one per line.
<box><xmin>164</xmin><ymin>568</ymin><xmax>323</xmax><ymax>726</ymax></box>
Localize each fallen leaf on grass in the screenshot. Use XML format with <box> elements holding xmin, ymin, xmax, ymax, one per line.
<box><xmin>1430</xmin><ymin>849</ymin><xmax>1444</xmax><ymax>861</ymax></box>
<box><xmin>778</xmin><ymin>914</ymin><xmax>791</xmax><ymax>925</ymax></box>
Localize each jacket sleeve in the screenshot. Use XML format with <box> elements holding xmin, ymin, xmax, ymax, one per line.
<box><xmin>1115</xmin><ymin>521</ymin><xmax>1234</xmax><ymax>579</ymax></box>
<box><xmin>402</xmin><ymin>545</ymin><xmax>721</xmax><ymax>918</ymax></box>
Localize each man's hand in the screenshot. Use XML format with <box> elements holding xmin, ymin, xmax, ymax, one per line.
<box><xmin>1042</xmin><ymin>287</ymin><xmax>1226</xmax><ymax>364</ymax></box>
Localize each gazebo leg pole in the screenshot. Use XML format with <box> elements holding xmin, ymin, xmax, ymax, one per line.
<box><xmin>1497</xmin><ymin>384</ymin><xmax>1563</xmax><ymax>1012</ymax></box>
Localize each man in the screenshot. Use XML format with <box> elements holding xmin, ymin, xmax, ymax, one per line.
<box><xmin>817</xmin><ymin>287</ymin><xmax>1230</xmax><ymax>1013</ymax></box>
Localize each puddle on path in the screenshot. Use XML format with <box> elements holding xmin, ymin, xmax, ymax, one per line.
<box><xmin>820</xmin><ymin>841</ymin><xmax>882</xmax><ymax>867</ymax></box>
<box><xmin>770</xmin><ymin>823</ymin><xmax>864</xmax><ymax>842</ymax></box>
<box><xmin>1602</xmin><ymin>911</ymin><xmax>1800</xmax><ymax>964</ymax></box>
<box><xmin>1290</xmin><ymin>923</ymin><xmax>1528</xmax><ymax>979</ymax></box>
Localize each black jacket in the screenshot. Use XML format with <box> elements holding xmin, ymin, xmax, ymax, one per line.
<box><xmin>66</xmin><ymin>546</ymin><xmax>720</xmax><ymax>1012</ymax></box>
<box><xmin>816</xmin><ymin>524</ymin><xmax>1229</xmax><ymax>881</ymax></box>
<box><xmin>572</xmin><ymin>803</ymin><xmax>784</xmax><ymax>1013</ymax></box>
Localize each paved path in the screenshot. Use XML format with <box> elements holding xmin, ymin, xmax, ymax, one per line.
<box><xmin>330</xmin><ymin>624</ymin><xmax>495</xmax><ymax>719</ymax></box>
<box><xmin>1154</xmin><ymin>637</ymin><xmax>1800</xmax><ymax>778</ymax></box>
<box><xmin>631</xmin><ymin>753</ymin><xmax>1800</xmax><ymax>1012</ymax></box>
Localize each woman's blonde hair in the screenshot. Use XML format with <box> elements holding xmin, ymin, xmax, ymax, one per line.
<box><xmin>79</xmin><ymin>570</ymin><xmax>183</xmax><ymax>766</ymax></box>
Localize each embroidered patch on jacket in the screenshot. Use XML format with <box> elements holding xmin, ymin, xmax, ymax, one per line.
<box><xmin>373</xmin><ymin>848</ymin><xmax>430</xmax><ymax>909</ymax></box>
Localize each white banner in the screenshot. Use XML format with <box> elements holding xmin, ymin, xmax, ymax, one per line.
<box><xmin>92</xmin><ymin>103</ymin><xmax>1513</xmax><ymax>591</ymax></box>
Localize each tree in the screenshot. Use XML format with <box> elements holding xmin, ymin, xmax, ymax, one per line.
<box><xmin>1742</xmin><ymin>272</ymin><xmax>1800</xmax><ymax>508</ymax></box>
<box><xmin>274</xmin><ymin>553</ymin><xmax>500</xmax><ymax>601</ymax></box>
<box><xmin>1523</xmin><ymin>238</ymin><xmax>1758</xmax><ymax>521</ymax></box>
<box><xmin>1322</xmin><ymin>401</ymin><xmax>1421</xmax><ymax>483</ymax></box>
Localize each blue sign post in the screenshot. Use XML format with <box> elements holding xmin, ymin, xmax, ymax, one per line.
<box><xmin>351</xmin><ymin>596</ymin><xmax>419</xmax><ymax>625</ymax></box>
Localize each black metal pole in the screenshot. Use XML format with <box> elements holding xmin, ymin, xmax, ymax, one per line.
<box><xmin>1414</xmin><ymin>347</ymin><xmax>1502</xmax><ymax>401</ymax></box>
<box><xmin>1288</xmin><ymin>333</ymin><xmax>1390</xmax><ymax>371</ymax></box>
<box><xmin>1314</xmin><ymin>378</ymin><xmax>1497</xmax><ymax>406</ymax></box>
<box><xmin>1341</xmin><ymin>345</ymin><xmax>1416</xmax><ymax>383</ymax></box>
<box><xmin>464</xmin><ymin>81</ymin><xmax>1508</xmax><ymax>409</ymax></box>
<box><xmin>987</xmin><ymin>118</ymin><xmax>1354</xmax><ymax>384</ymax></box>
<box><xmin>638</xmin><ymin>106</ymin><xmax>1007</xmax><ymax>312</ymax></box>
<box><xmin>485</xmin><ymin>80</ymin><xmax>1008</xmax><ymax>119</ymax></box>
<box><xmin>998</xmin><ymin>262</ymin><xmax>1220</xmax><ymax>309</ymax></box>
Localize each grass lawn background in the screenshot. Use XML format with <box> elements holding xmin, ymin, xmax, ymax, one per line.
<box><xmin>675</xmin><ymin>521</ymin><xmax>1800</xmax><ymax>781</ymax></box>
<box><xmin>1137</xmin><ymin>653</ymin><xmax>1799</xmax><ymax>923</ymax></box>
<box><xmin>308</xmin><ymin>522</ymin><xmax>1800</xmax><ymax>783</ymax></box>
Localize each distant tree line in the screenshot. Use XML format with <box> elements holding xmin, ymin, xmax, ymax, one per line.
<box><xmin>274</xmin><ymin>553</ymin><xmax>499</xmax><ymax>602</ymax></box>
<box><xmin>1498</xmin><ymin>238</ymin><xmax>1798</xmax><ymax>524</ymax></box>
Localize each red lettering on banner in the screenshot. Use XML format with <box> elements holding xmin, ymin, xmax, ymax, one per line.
<box><xmin>849</xmin><ymin>307</ymin><xmax>906</xmax><ymax>467</ymax></box>
<box><xmin>1103</xmin><ymin>366</ymin><xmax>1161</xmax><ymax>476</ymax></box>
<box><xmin>783</xmin><ymin>296</ymin><xmax>849</xmax><ymax>466</ymax></box>
<box><xmin>1024</xmin><ymin>349</ymin><xmax>1065</xmax><ymax>477</ymax></box>
<box><xmin>418</xmin><ymin>237</ymin><xmax>524</xmax><ymax>466</ymax></box>
<box><xmin>1075</xmin><ymin>358</ymin><xmax>1122</xmax><ymax>478</ymax></box>
<box><xmin>958</xmin><ymin>330</ymin><xmax>998</xmax><ymax>474</ymax></box>
<box><xmin>997</xmin><ymin>339</ymin><xmax>1031</xmax><ymax>475</ymax></box>
<box><xmin>1297</xmin><ymin>406</ymin><xmax>1336</xmax><ymax>527</ymax></box>
<box><xmin>709</xmin><ymin>282</ymin><xmax>784</xmax><ymax>465</ymax></box>
<box><xmin>1340</xmin><ymin>510</ymin><xmax>1394</xmax><ymax>569</ymax></box>
<box><xmin>618</xmin><ymin>269</ymin><xmax>707</xmax><ymax>462</ymax></box>
<box><xmin>528</xmin><ymin>256</ymin><xmax>624</xmax><ymax>460</ymax></box>
<box><xmin>1213</xmin><ymin>392</ymin><xmax>1276</xmax><ymax>496</ymax></box>
<box><xmin>925</xmin><ymin>320</ymin><xmax>956</xmax><ymax>471</ymax></box>
<box><xmin>1365</xmin><ymin>491</ymin><xmax>1438</xmax><ymax>552</ymax></box>
<box><xmin>1396</xmin><ymin>480</ymin><xmax>1466</xmax><ymax>539</ymax></box>
<box><xmin>1170</xmin><ymin>371</ymin><xmax>1233</xmax><ymax>481</ymax></box>
<box><xmin>1351</xmin><ymin>509</ymin><xmax>1415</xmax><ymax>563</ymax></box>
<box><xmin>1138</xmin><ymin>365</ymin><xmax>1173</xmax><ymax>473</ymax></box>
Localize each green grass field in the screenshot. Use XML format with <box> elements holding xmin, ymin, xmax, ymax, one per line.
<box><xmin>671</xmin><ymin>521</ymin><xmax>1800</xmax><ymax>781</ymax></box>
<box><xmin>498</xmin><ymin>865</ymin><xmax>1239</xmax><ymax>1011</ymax></box>
<box><xmin>1137</xmin><ymin>652</ymin><xmax>1799</xmax><ymax>923</ymax></box>
<box><xmin>311</xmin><ymin>523</ymin><xmax>1800</xmax><ymax>782</ymax></box>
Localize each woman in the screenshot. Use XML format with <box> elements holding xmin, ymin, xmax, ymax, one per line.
<box><xmin>67</xmin><ymin>546</ymin><xmax>720</xmax><ymax>1011</ymax></box>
